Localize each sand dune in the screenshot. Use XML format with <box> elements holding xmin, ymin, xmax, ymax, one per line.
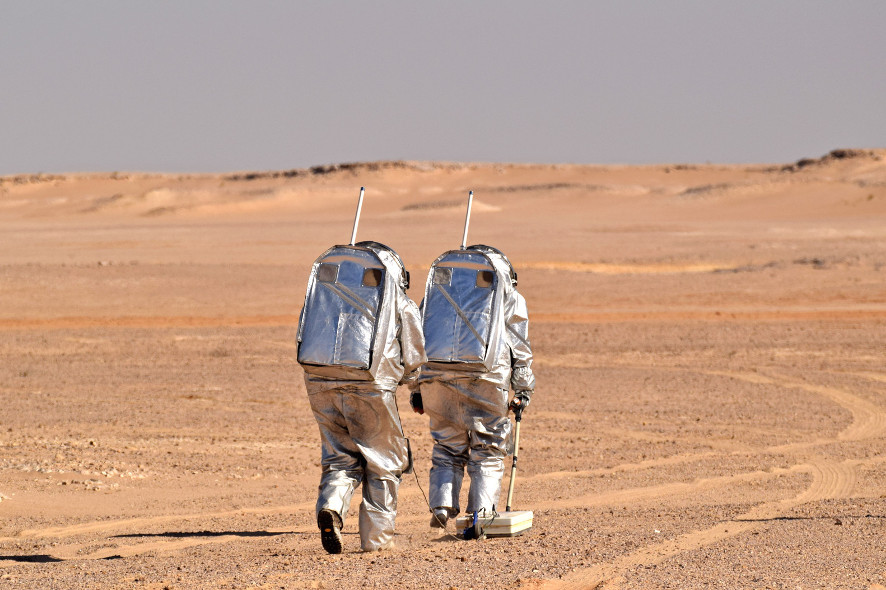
<box><xmin>1</xmin><ymin>149</ymin><xmax>885</xmax><ymax>588</ymax></box>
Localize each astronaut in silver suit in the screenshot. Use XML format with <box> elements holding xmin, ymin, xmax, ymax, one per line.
<box><xmin>410</xmin><ymin>244</ymin><xmax>535</xmax><ymax>527</ymax></box>
<box><xmin>297</xmin><ymin>241</ymin><xmax>426</xmax><ymax>553</ymax></box>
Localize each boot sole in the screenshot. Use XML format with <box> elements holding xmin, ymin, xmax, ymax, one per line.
<box><xmin>318</xmin><ymin>510</ymin><xmax>343</xmax><ymax>554</ymax></box>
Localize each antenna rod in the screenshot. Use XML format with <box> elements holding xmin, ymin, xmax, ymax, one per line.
<box><xmin>349</xmin><ymin>187</ymin><xmax>365</xmax><ymax>245</ymax></box>
<box><xmin>460</xmin><ymin>190</ymin><xmax>474</xmax><ymax>249</ymax></box>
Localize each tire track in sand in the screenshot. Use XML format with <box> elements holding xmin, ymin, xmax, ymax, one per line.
<box><xmin>539</xmin><ymin>459</ymin><xmax>858</xmax><ymax>590</ymax></box>
<box><xmin>708</xmin><ymin>370</ymin><xmax>886</xmax><ymax>442</ymax></box>
<box><xmin>0</xmin><ymin>500</ymin><xmax>319</xmax><ymax>564</ymax></box>
<box><xmin>535</xmin><ymin>370</ymin><xmax>881</xmax><ymax>589</ymax></box>
<box><xmin>0</xmin><ymin>500</ymin><xmax>316</xmax><ymax>543</ymax></box>
<box><xmin>851</xmin><ymin>371</ymin><xmax>886</xmax><ymax>384</ymax></box>
<box><xmin>3</xmin><ymin>372</ymin><xmax>878</xmax><ymax>567</ymax></box>
<box><xmin>3</xmin><ymin>307</ymin><xmax>886</xmax><ymax>330</ymax></box>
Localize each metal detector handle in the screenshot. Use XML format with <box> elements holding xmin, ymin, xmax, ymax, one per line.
<box><xmin>505</xmin><ymin>416</ymin><xmax>521</xmax><ymax>511</ymax></box>
<box><xmin>349</xmin><ymin>187</ymin><xmax>365</xmax><ymax>245</ymax></box>
<box><xmin>512</xmin><ymin>402</ymin><xmax>525</xmax><ymax>422</ymax></box>
<box><xmin>460</xmin><ymin>190</ymin><xmax>473</xmax><ymax>250</ymax></box>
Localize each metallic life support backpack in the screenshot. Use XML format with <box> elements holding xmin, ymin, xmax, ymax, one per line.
<box><xmin>297</xmin><ymin>241</ymin><xmax>409</xmax><ymax>381</ymax></box>
<box><xmin>421</xmin><ymin>244</ymin><xmax>517</xmax><ymax>372</ymax></box>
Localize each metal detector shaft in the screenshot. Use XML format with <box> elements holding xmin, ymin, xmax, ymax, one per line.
<box><xmin>505</xmin><ymin>414</ymin><xmax>522</xmax><ymax>511</ymax></box>
<box><xmin>349</xmin><ymin>187</ymin><xmax>365</xmax><ymax>245</ymax></box>
<box><xmin>460</xmin><ymin>190</ymin><xmax>474</xmax><ymax>250</ymax></box>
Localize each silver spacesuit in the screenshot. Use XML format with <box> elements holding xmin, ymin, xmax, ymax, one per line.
<box><xmin>410</xmin><ymin>245</ymin><xmax>535</xmax><ymax>525</ymax></box>
<box><xmin>297</xmin><ymin>241</ymin><xmax>426</xmax><ymax>552</ymax></box>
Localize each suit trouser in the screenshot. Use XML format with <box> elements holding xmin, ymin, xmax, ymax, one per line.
<box><xmin>423</xmin><ymin>379</ymin><xmax>512</xmax><ymax>515</ymax></box>
<box><xmin>309</xmin><ymin>385</ymin><xmax>408</xmax><ymax>551</ymax></box>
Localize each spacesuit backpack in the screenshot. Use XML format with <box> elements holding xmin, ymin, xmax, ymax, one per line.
<box><xmin>421</xmin><ymin>243</ymin><xmax>518</xmax><ymax>373</ymax></box>
<box><xmin>297</xmin><ymin>240</ymin><xmax>410</xmax><ymax>381</ymax></box>
<box><xmin>296</xmin><ymin>188</ymin><xmax>411</xmax><ymax>381</ymax></box>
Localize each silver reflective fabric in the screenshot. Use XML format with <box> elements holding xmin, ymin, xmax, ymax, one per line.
<box><xmin>419</xmin><ymin>246</ymin><xmax>535</xmax><ymax>392</ymax></box>
<box><xmin>416</xmin><ymin>245</ymin><xmax>535</xmax><ymax>516</ymax></box>
<box><xmin>297</xmin><ymin>242</ymin><xmax>426</xmax><ymax>551</ymax></box>
<box><xmin>309</xmin><ymin>385</ymin><xmax>408</xmax><ymax>551</ymax></box>
<box><xmin>298</xmin><ymin>243</ymin><xmax>425</xmax><ymax>390</ymax></box>
<box><xmin>297</xmin><ymin>245</ymin><xmax>386</xmax><ymax>380</ymax></box>
<box><xmin>422</xmin><ymin>249</ymin><xmax>501</xmax><ymax>371</ymax></box>
<box><xmin>423</xmin><ymin>379</ymin><xmax>511</xmax><ymax>514</ymax></box>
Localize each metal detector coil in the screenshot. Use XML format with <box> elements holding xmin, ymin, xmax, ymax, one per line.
<box><xmin>455</xmin><ymin>510</ymin><xmax>534</xmax><ymax>538</ymax></box>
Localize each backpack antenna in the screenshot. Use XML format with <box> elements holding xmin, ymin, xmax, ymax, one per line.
<box><xmin>460</xmin><ymin>190</ymin><xmax>474</xmax><ymax>250</ymax></box>
<box><xmin>349</xmin><ymin>187</ymin><xmax>365</xmax><ymax>246</ymax></box>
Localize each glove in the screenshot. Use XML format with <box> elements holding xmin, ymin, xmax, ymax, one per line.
<box><xmin>410</xmin><ymin>391</ymin><xmax>424</xmax><ymax>415</ymax></box>
<box><xmin>509</xmin><ymin>391</ymin><xmax>531</xmax><ymax>418</ymax></box>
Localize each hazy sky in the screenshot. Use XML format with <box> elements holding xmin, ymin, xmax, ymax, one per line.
<box><xmin>2</xmin><ymin>1</ymin><xmax>884</xmax><ymax>175</ymax></box>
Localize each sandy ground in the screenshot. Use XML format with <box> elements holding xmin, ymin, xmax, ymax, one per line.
<box><xmin>1</xmin><ymin>150</ymin><xmax>885</xmax><ymax>589</ymax></box>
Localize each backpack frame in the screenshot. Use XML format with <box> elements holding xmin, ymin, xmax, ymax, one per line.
<box><xmin>421</xmin><ymin>246</ymin><xmax>511</xmax><ymax>372</ymax></box>
<box><xmin>297</xmin><ymin>244</ymin><xmax>391</xmax><ymax>380</ymax></box>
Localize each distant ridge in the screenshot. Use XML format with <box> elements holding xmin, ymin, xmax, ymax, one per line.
<box><xmin>224</xmin><ymin>161</ymin><xmax>468</xmax><ymax>182</ymax></box>
<box><xmin>778</xmin><ymin>148</ymin><xmax>883</xmax><ymax>172</ymax></box>
<box><xmin>1</xmin><ymin>149</ymin><xmax>883</xmax><ymax>185</ymax></box>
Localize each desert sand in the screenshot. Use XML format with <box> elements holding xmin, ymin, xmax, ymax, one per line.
<box><xmin>1</xmin><ymin>149</ymin><xmax>885</xmax><ymax>589</ymax></box>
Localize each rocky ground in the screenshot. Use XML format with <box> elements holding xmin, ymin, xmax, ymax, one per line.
<box><xmin>1</xmin><ymin>152</ymin><xmax>885</xmax><ymax>588</ymax></box>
